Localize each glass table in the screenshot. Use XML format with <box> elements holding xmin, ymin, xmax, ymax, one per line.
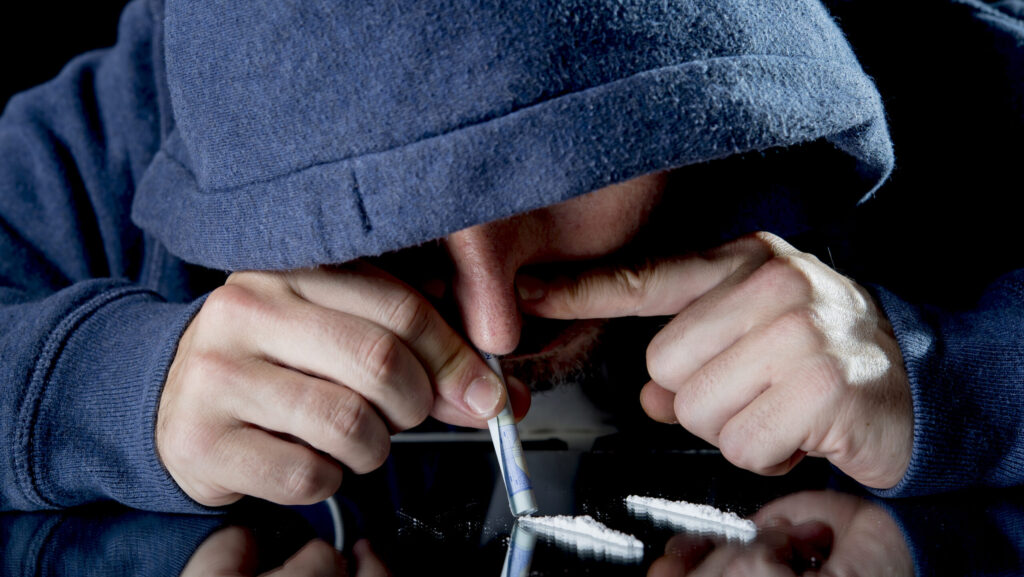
<box><xmin>3</xmin><ymin>422</ymin><xmax>1022</xmax><ymax>576</ymax></box>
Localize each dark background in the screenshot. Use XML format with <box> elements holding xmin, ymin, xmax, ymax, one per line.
<box><xmin>1</xmin><ymin>1</ymin><xmax>131</xmax><ymax>110</ymax></box>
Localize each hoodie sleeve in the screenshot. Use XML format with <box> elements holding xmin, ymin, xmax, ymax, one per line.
<box><xmin>816</xmin><ymin>0</ymin><xmax>1024</xmax><ymax>497</ymax></box>
<box><xmin>868</xmin><ymin>274</ymin><xmax>1024</xmax><ymax>498</ymax></box>
<box><xmin>0</xmin><ymin>0</ymin><xmax>210</xmax><ymax>512</ymax></box>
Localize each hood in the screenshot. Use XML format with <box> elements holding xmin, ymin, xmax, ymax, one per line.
<box><xmin>132</xmin><ymin>0</ymin><xmax>893</xmax><ymax>271</ymax></box>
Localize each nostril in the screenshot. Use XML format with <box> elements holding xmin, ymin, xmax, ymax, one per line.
<box><xmin>468</xmin><ymin>318</ymin><xmax>521</xmax><ymax>356</ymax></box>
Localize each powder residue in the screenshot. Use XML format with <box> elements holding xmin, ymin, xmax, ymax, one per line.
<box><xmin>519</xmin><ymin>515</ymin><xmax>644</xmax><ymax>561</ymax></box>
<box><xmin>626</xmin><ymin>495</ymin><xmax>757</xmax><ymax>542</ymax></box>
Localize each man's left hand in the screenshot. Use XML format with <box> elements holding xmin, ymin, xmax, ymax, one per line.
<box><xmin>517</xmin><ymin>231</ymin><xmax>912</xmax><ymax>489</ymax></box>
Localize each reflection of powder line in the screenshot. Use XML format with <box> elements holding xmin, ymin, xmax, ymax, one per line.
<box><xmin>626</xmin><ymin>495</ymin><xmax>757</xmax><ymax>542</ymax></box>
<box><xmin>519</xmin><ymin>515</ymin><xmax>644</xmax><ymax>561</ymax></box>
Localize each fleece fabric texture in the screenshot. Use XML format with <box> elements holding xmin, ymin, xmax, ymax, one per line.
<box><xmin>132</xmin><ymin>0</ymin><xmax>893</xmax><ymax>271</ymax></box>
<box><xmin>0</xmin><ymin>0</ymin><xmax>218</xmax><ymax>512</ymax></box>
<box><xmin>0</xmin><ymin>0</ymin><xmax>1020</xmax><ymax>513</ymax></box>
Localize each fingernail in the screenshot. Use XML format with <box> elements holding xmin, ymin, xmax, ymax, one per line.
<box><xmin>516</xmin><ymin>275</ymin><xmax>546</xmax><ymax>301</ymax></box>
<box><xmin>465</xmin><ymin>375</ymin><xmax>503</xmax><ymax>416</ymax></box>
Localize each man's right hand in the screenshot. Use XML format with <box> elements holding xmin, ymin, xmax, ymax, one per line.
<box><xmin>157</xmin><ymin>263</ymin><xmax>523</xmax><ymax>507</ymax></box>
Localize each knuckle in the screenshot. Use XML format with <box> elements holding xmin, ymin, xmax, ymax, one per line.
<box><xmin>682</xmin><ymin>370</ymin><xmax>715</xmax><ymax>412</ymax></box>
<box><xmin>399</xmin><ymin>393</ymin><xmax>433</xmax><ymax>431</ymax></box>
<box><xmin>187</xmin><ymin>350</ymin><xmax>236</xmax><ymax>385</ymax></box>
<box><xmin>772</xmin><ymin>308</ymin><xmax>822</xmax><ymax>344</ymax></box>
<box><xmin>200</xmin><ymin>285</ymin><xmax>240</xmax><ymax>323</ymax></box>
<box><xmin>719</xmin><ymin>417</ymin><xmax>795</xmax><ymax>476</ymax></box>
<box><xmin>562</xmin><ymin>261</ymin><xmax>659</xmax><ymax>314</ymax></box>
<box><xmin>718</xmin><ymin>424</ymin><xmax>758</xmax><ymax>471</ymax></box>
<box><xmin>224</xmin><ymin>270</ymin><xmax>258</xmax><ymax>287</ymax></box>
<box><xmin>672</xmin><ymin>389</ymin><xmax>700</xmax><ymax>432</ymax></box>
<box><xmin>322</xmin><ymin>394</ymin><xmax>391</xmax><ymax>472</ymax></box>
<box><xmin>429</xmin><ymin>336</ymin><xmax>471</xmax><ymax>387</ymax></box>
<box><xmin>674</xmin><ymin>382</ymin><xmax>720</xmax><ymax>442</ymax></box>
<box><xmin>325</xmin><ymin>394</ymin><xmax>370</xmax><ymax>442</ymax></box>
<box><xmin>613</xmin><ymin>261</ymin><xmax>656</xmax><ymax>303</ymax></box>
<box><xmin>173</xmin><ymin>353</ymin><xmax>248</xmax><ymax>413</ymax></box>
<box><xmin>719</xmin><ymin>417</ymin><xmax>782</xmax><ymax>474</ymax></box>
<box><xmin>202</xmin><ymin>283</ymin><xmax>267</xmax><ymax>327</ymax></box>
<box><xmin>379</xmin><ymin>289</ymin><xmax>434</xmax><ymax>341</ymax></box>
<box><xmin>360</xmin><ymin>328</ymin><xmax>407</xmax><ymax>386</ymax></box>
<box><xmin>226</xmin><ymin>269</ymin><xmax>288</xmax><ymax>291</ymax></box>
<box><xmin>160</xmin><ymin>360</ymin><xmax>239</xmax><ymax>468</ymax></box>
<box><xmin>282</xmin><ymin>453</ymin><xmax>330</xmax><ymax>503</ymax></box>
<box><xmin>750</xmin><ymin>231</ymin><xmax>793</xmax><ymax>255</ymax></box>
<box><xmin>708</xmin><ymin>238</ymin><xmax>760</xmax><ymax>279</ymax></box>
<box><xmin>614</xmin><ymin>265</ymin><xmax>646</xmax><ymax>294</ymax></box>
<box><xmin>165</xmin><ymin>421</ymin><xmax>223</xmax><ymax>472</ymax></box>
<box><xmin>752</xmin><ymin>254</ymin><xmax>813</xmax><ymax>296</ymax></box>
<box><xmin>362</xmin><ymin>435</ymin><xmax>392</xmax><ymax>472</ymax></box>
<box><xmin>721</xmin><ymin>232</ymin><xmax>797</xmax><ymax>276</ymax></box>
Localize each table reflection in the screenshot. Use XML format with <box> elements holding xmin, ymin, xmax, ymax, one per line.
<box><xmin>646</xmin><ymin>490</ymin><xmax>909</xmax><ymax>576</ymax></box>
<box><xmin>339</xmin><ymin>434</ymin><xmax>1024</xmax><ymax>576</ymax></box>
<box><xmin>0</xmin><ymin>499</ymin><xmax>375</xmax><ymax>577</ymax></box>
<box><xmin>1</xmin><ymin>435</ymin><xmax>1023</xmax><ymax>576</ymax></box>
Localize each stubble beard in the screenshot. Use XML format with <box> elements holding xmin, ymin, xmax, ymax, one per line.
<box><xmin>499</xmin><ymin>318</ymin><xmax>609</xmax><ymax>392</ymax></box>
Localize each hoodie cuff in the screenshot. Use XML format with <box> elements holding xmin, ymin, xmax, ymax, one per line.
<box><xmin>865</xmin><ymin>282</ymin><xmax>1024</xmax><ymax>498</ymax></box>
<box><xmin>23</xmin><ymin>283</ymin><xmax>214</xmax><ymax>513</ymax></box>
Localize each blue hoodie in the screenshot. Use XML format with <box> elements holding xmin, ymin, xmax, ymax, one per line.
<box><xmin>0</xmin><ymin>0</ymin><xmax>1020</xmax><ymax>512</ymax></box>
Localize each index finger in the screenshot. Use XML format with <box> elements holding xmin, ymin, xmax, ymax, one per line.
<box><xmin>281</xmin><ymin>263</ymin><xmax>507</xmax><ymax>426</ymax></box>
<box><xmin>517</xmin><ymin>233</ymin><xmax>785</xmax><ymax>319</ymax></box>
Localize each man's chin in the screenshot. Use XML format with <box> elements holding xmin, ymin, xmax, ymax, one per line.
<box><xmin>500</xmin><ymin>319</ymin><xmax>608</xmax><ymax>391</ymax></box>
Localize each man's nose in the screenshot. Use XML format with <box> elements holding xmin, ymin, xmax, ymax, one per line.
<box><xmin>444</xmin><ymin>220</ymin><xmax>527</xmax><ymax>355</ymax></box>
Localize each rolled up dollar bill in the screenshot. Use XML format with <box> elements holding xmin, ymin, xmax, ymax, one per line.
<box><xmin>482</xmin><ymin>352</ymin><xmax>538</xmax><ymax>516</ymax></box>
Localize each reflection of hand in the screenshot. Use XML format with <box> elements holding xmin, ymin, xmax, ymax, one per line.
<box><xmin>646</xmin><ymin>491</ymin><xmax>912</xmax><ymax>577</ymax></box>
<box><xmin>180</xmin><ymin>528</ymin><xmax>390</xmax><ymax>577</ymax></box>
<box><xmin>519</xmin><ymin>232</ymin><xmax>912</xmax><ymax>489</ymax></box>
<box><xmin>159</xmin><ymin>263</ymin><xmax>529</xmax><ymax>506</ymax></box>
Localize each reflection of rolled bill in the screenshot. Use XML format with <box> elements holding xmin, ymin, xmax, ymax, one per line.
<box><xmin>500</xmin><ymin>522</ymin><xmax>536</xmax><ymax>577</ymax></box>
<box><xmin>482</xmin><ymin>352</ymin><xmax>538</xmax><ymax>516</ymax></box>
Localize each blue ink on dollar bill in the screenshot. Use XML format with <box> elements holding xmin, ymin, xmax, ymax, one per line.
<box><xmin>500</xmin><ymin>424</ymin><xmax>532</xmax><ymax>494</ymax></box>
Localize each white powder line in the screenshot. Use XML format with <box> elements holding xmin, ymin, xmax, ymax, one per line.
<box><xmin>518</xmin><ymin>515</ymin><xmax>644</xmax><ymax>561</ymax></box>
<box><xmin>626</xmin><ymin>495</ymin><xmax>757</xmax><ymax>542</ymax></box>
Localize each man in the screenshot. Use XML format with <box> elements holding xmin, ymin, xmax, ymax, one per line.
<box><xmin>1</xmin><ymin>0</ymin><xmax>1021</xmax><ymax>512</ymax></box>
